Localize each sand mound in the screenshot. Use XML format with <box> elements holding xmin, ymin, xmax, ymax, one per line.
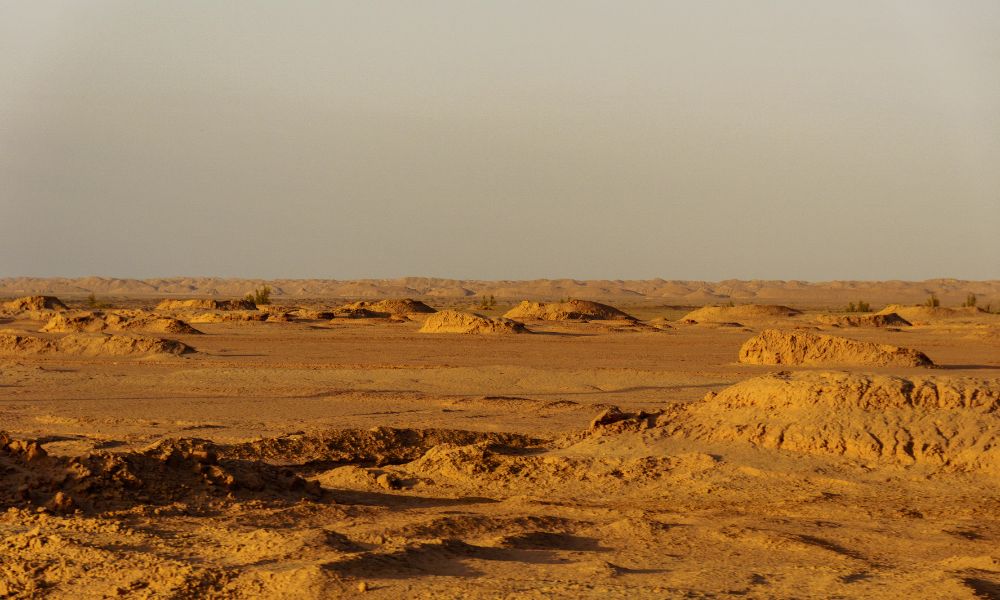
<box><xmin>419</xmin><ymin>310</ymin><xmax>528</xmax><ymax>334</ymax></box>
<box><xmin>334</xmin><ymin>298</ymin><xmax>435</xmax><ymax>319</ymax></box>
<box><xmin>156</xmin><ymin>298</ymin><xmax>256</xmax><ymax>311</ymax></box>
<box><xmin>738</xmin><ymin>329</ymin><xmax>932</xmax><ymax>367</ymax></box>
<box><xmin>660</xmin><ymin>371</ymin><xmax>1000</xmax><ymax>472</ymax></box>
<box><xmin>876</xmin><ymin>304</ymin><xmax>989</xmax><ymax>324</ymax></box>
<box><xmin>0</xmin><ymin>432</ymin><xmax>321</xmax><ymax>513</ymax></box>
<box><xmin>503</xmin><ymin>299</ymin><xmax>635</xmax><ymax>321</ymax></box>
<box><xmin>0</xmin><ymin>331</ymin><xmax>193</xmax><ymax>357</ymax></box>
<box><xmin>816</xmin><ymin>313</ymin><xmax>912</xmax><ymax>328</ymax></box>
<box><xmin>680</xmin><ymin>304</ymin><xmax>800</xmax><ymax>323</ymax></box>
<box><xmin>41</xmin><ymin>311</ymin><xmax>202</xmax><ymax>335</ymax></box>
<box><xmin>2</xmin><ymin>296</ymin><xmax>67</xmax><ymax>313</ymax></box>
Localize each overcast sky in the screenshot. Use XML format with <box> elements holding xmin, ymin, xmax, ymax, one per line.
<box><xmin>1</xmin><ymin>1</ymin><xmax>998</xmax><ymax>280</ymax></box>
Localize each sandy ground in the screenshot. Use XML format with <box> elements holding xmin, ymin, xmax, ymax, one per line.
<box><xmin>1</xmin><ymin>296</ymin><xmax>998</xmax><ymax>598</ymax></box>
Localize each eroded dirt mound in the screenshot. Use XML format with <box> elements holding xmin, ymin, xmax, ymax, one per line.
<box><xmin>42</xmin><ymin>311</ymin><xmax>202</xmax><ymax>335</ymax></box>
<box><xmin>816</xmin><ymin>313</ymin><xmax>912</xmax><ymax>328</ymax></box>
<box><xmin>503</xmin><ymin>299</ymin><xmax>635</xmax><ymax>321</ymax></box>
<box><xmin>0</xmin><ymin>432</ymin><xmax>320</xmax><ymax>513</ymax></box>
<box><xmin>2</xmin><ymin>296</ymin><xmax>67</xmax><ymax>313</ymax></box>
<box><xmin>0</xmin><ymin>331</ymin><xmax>52</xmax><ymax>354</ymax></box>
<box><xmin>401</xmin><ymin>440</ymin><xmax>717</xmax><ymax>494</ymax></box>
<box><xmin>184</xmin><ymin>310</ymin><xmax>268</xmax><ymax>323</ymax></box>
<box><xmin>336</xmin><ymin>298</ymin><xmax>436</xmax><ymax>318</ymax></box>
<box><xmin>876</xmin><ymin>304</ymin><xmax>989</xmax><ymax>324</ymax></box>
<box><xmin>659</xmin><ymin>371</ymin><xmax>1000</xmax><ymax>472</ymax></box>
<box><xmin>0</xmin><ymin>332</ymin><xmax>193</xmax><ymax>356</ymax></box>
<box><xmin>157</xmin><ymin>299</ymin><xmax>256</xmax><ymax>311</ymax></box>
<box><xmin>738</xmin><ymin>329</ymin><xmax>932</xmax><ymax>367</ymax></box>
<box><xmin>419</xmin><ymin>310</ymin><xmax>529</xmax><ymax>334</ymax></box>
<box><xmin>57</xmin><ymin>333</ymin><xmax>194</xmax><ymax>356</ymax></box>
<box><xmin>205</xmin><ymin>427</ymin><xmax>545</xmax><ymax>467</ymax></box>
<box><xmin>680</xmin><ymin>304</ymin><xmax>800</xmax><ymax>323</ymax></box>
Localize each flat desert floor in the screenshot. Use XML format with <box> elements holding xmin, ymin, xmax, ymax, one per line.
<box><xmin>1</xmin><ymin>296</ymin><xmax>998</xmax><ymax>598</ymax></box>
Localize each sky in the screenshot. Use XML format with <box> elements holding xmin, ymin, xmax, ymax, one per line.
<box><xmin>1</xmin><ymin>1</ymin><xmax>998</xmax><ymax>281</ymax></box>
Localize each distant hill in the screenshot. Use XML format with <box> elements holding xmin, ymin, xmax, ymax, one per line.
<box><xmin>0</xmin><ymin>276</ymin><xmax>997</xmax><ymax>308</ymax></box>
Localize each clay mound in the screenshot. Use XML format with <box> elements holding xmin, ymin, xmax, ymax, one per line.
<box><xmin>0</xmin><ymin>432</ymin><xmax>321</xmax><ymax>513</ymax></box>
<box><xmin>659</xmin><ymin>371</ymin><xmax>1000</xmax><ymax>472</ymax></box>
<box><xmin>738</xmin><ymin>329</ymin><xmax>932</xmax><ymax>367</ymax></box>
<box><xmin>41</xmin><ymin>311</ymin><xmax>202</xmax><ymax>335</ymax></box>
<box><xmin>680</xmin><ymin>304</ymin><xmax>800</xmax><ymax>323</ymax></box>
<box><xmin>876</xmin><ymin>304</ymin><xmax>988</xmax><ymax>323</ymax></box>
<box><xmin>419</xmin><ymin>310</ymin><xmax>529</xmax><ymax>334</ymax></box>
<box><xmin>156</xmin><ymin>298</ymin><xmax>256</xmax><ymax>311</ymax></box>
<box><xmin>2</xmin><ymin>295</ymin><xmax>67</xmax><ymax>312</ymax></box>
<box><xmin>816</xmin><ymin>313</ymin><xmax>912</xmax><ymax>328</ymax></box>
<box><xmin>503</xmin><ymin>299</ymin><xmax>635</xmax><ymax>321</ymax></box>
<box><xmin>0</xmin><ymin>331</ymin><xmax>192</xmax><ymax>356</ymax></box>
<box><xmin>335</xmin><ymin>298</ymin><xmax>436</xmax><ymax>318</ymax></box>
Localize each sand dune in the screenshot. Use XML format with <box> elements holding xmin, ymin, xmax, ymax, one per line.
<box><xmin>4</xmin><ymin>277</ymin><xmax>999</xmax><ymax>307</ymax></box>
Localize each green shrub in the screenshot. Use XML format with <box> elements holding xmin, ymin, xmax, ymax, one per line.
<box><xmin>245</xmin><ymin>285</ymin><xmax>272</xmax><ymax>305</ymax></box>
<box><xmin>925</xmin><ymin>294</ymin><xmax>940</xmax><ymax>308</ymax></box>
<box><xmin>846</xmin><ymin>301</ymin><xmax>870</xmax><ymax>313</ymax></box>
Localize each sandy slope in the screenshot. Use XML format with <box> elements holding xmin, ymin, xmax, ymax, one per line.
<box><xmin>0</xmin><ymin>294</ymin><xmax>997</xmax><ymax>598</ymax></box>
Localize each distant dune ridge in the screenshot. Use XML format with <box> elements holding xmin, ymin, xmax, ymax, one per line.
<box><xmin>2</xmin><ymin>277</ymin><xmax>998</xmax><ymax>307</ymax></box>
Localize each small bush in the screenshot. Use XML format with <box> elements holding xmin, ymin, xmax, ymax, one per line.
<box><xmin>477</xmin><ymin>294</ymin><xmax>497</xmax><ymax>310</ymax></box>
<box><xmin>846</xmin><ymin>301</ymin><xmax>870</xmax><ymax>313</ymax></box>
<box><xmin>963</xmin><ymin>293</ymin><xmax>977</xmax><ymax>308</ymax></box>
<box><xmin>245</xmin><ymin>285</ymin><xmax>272</xmax><ymax>305</ymax></box>
<box><xmin>925</xmin><ymin>294</ymin><xmax>940</xmax><ymax>308</ymax></box>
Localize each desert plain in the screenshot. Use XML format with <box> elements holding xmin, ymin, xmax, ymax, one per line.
<box><xmin>0</xmin><ymin>277</ymin><xmax>998</xmax><ymax>599</ymax></box>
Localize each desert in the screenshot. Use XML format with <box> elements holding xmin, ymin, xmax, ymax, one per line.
<box><xmin>0</xmin><ymin>279</ymin><xmax>998</xmax><ymax>598</ymax></box>
<box><xmin>4</xmin><ymin>3</ymin><xmax>999</xmax><ymax>597</ymax></box>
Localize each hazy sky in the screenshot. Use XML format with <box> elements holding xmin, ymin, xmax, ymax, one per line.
<box><xmin>2</xmin><ymin>1</ymin><xmax>998</xmax><ymax>281</ymax></box>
